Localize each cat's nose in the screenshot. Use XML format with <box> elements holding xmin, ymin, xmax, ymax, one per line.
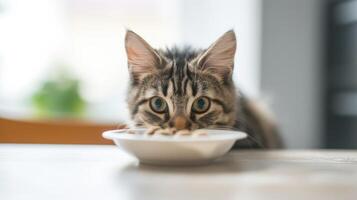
<box><xmin>171</xmin><ymin>115</ymin><xmax>190</xmax><ymax>130</ymax></box>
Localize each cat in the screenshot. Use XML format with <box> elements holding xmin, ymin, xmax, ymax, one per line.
<box><xmin>124</xmin><ymin>30</ymin><xmax>283</xmax><ymax>149</ymax></box>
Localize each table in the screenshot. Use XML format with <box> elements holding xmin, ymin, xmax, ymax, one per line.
<box><xmin>1</xmin><ymin>144</ymin><xmax>357</xmax><ymax>200</ymax></box>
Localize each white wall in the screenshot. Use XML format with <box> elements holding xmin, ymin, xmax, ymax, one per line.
<box><xmin>260</xmin><ymin>0</ymin><xmax>325</xmax><ymax>148</ymax></box>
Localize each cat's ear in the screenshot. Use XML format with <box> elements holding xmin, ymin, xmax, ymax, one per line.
<box><xmin>125</xmin><ymin>30</ymin><xmax>165</xmax><ymax>81</ymax></box>
<box><xmin>194</xmin><ymin>30</ymin><xmax>236</xmax><ymax>80</ymax></box>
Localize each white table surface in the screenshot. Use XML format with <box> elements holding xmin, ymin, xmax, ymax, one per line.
<box><xmin>1</xmin><ymin>144</ymin><xmax>357</xmax><ymax>200</ymax></box>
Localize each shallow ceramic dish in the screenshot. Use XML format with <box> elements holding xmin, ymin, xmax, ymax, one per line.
<box><xmin>102</xmin><ymin>129</ymin><xmax>247</xmax><ymax>165</ymax></box>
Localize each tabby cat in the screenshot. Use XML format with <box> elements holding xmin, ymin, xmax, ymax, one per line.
<box><xmin>124</xmin><ymin>30</ymin><xmax>282</xmax><ymax>148</ymax></box>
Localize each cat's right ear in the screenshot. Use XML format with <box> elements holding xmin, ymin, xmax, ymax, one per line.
<box><xmin>125</xmin><ymin>30</ymin><xmax>164</xmax><ymax>82</ymax></box>
<box><xmin>193</xmin><ymin>30</ymin><xmax>236</xmax><ymax>81</ymax></box>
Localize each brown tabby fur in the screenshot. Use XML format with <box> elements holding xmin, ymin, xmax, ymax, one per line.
<box><xmin>125</xmin><ymin>30</ymin><xmax>282</xmax><ymax>149</ymax></box>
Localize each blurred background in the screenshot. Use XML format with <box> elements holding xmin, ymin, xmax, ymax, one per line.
<box><xmin>0</xmin><ymin>0</ymin><xmax>356</xmax><ymax>148</ymax></box>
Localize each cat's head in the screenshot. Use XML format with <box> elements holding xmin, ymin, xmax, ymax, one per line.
<box><xmin>125</xmin><ymin>30</ymin><xmax>238</xmax><ymax>130</ymax></box>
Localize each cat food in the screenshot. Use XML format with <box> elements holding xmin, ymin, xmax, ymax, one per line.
<box><xmin>128</xmin><ymin>128</ymin><xmax>207</xmax><ymax>136</ymax></box>
<box><xmin>176</xmin><ymin>129</ymin><xmax>190</xmax><ymax>135</ymax></box>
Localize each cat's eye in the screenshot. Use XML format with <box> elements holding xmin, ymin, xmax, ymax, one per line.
<box><xmin>149</xmin><ymin>96</ymin><xmax>167</xmax><ymax>113</ymax></box>
<box><xmin>192</xmin><ymin>96</ymin><xmax>210</xmax><ymax>114</ymax></box>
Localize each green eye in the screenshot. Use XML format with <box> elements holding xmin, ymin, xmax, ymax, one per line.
<box><xmin>150</xmin><ymin>96</ymin><xmax>167</xmax><ymax>113</ymax></box>
<box><xmin>192</xmin><ymin>96</ymin><xmax>210</xmax><ymax>113</ymax></box>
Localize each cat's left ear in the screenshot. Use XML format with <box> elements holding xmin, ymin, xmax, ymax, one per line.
<box><xmin>125</xmin><ymin>30</ymin><xmax>166</xmax><ymax>82</ymax></box>
<box><xmin>194</xmin><ymin>30</ymin><xmax>236</xmax><ymax>80</ymax></box>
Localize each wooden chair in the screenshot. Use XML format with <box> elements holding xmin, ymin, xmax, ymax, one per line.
<box><xmin>0</xmin><ymin>117</ymin><xmax>125</xmax><ymax>144</ymax></box>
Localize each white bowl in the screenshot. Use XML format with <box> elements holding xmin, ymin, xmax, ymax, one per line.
<box><xmin>102</xmin><ymin>129</ymin><xmax>247</xmax><ymax>166</ymax></box>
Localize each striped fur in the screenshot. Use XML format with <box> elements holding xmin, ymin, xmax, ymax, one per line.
<box><xmin>125</xmin><ymin>30</ymin><xmax>282</xmax><ymax>149</ymax></box>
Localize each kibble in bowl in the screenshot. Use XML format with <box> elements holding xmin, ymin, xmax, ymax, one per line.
<box><xmin>130</xmin><ymin>127</ymin><xmax>208</xmax><ymax>136</ymax></box>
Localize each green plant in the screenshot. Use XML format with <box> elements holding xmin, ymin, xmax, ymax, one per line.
<box><xmin>31</xmin><ymin>70</ymin><xmax>86</xmax><ymax>118</ymax></box>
